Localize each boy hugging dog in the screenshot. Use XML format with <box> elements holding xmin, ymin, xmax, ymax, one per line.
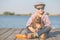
<box><xmin>26</xmin><ymin>14</ymin><xmax>44</xmax><ymax>38</ymax></box>
<box><xmin>16</xmin><ymin>14</ymin><xmax>44</xmax><ymax>39</ymax></box>
<box><xmin>16</xmin><ymin>3</ymin><xmax>51</xmax><ymax>40</ymax></box>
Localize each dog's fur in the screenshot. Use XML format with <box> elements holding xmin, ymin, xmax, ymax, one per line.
<box><xmin>32</xmin><ymin>15</ymin><xmax>44</xmax><ymax>29</ymax></box>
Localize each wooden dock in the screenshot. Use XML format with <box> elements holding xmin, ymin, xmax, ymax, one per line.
<box><xmin>0</xmin><ymin>28</ymin><xmax>60</xmax><ymax>40</ymax></box>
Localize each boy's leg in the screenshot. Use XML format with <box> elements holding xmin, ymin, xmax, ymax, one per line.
<box><xmin>37</xmin><ymin>26</ymin><xmax>51</xmax><ymax>37</ymax></box>
<box><xmin>21</xmin><ymin>28</ymin><xmax>35</xmax><ymax>38</ymax></box>
<box><xmin>21</xmin><ymin>28</ymin><xmax>28</xmax><ymax>34</ymax></box>
<box><xmin>37</xmin><ymin>27</ymin><xmax>51</xmax><ymax>40</ymax></box>
<box><xmin>39</xmin><ymin>31</ymin><xmax>50</xmax><ymax>40</ymax></box>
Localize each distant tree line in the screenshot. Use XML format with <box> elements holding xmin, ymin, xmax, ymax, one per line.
<box><xmin>3</xmin><ymin>11</ymin><xmax>32</xmax><ymax>16</ymax></box>
<box><xmin>46</xmin><ymin>12</ymin><xmax>50</xmax><ymax>15</ymax></box>
<box><xmin>3</xmin><ymin>11</ymin><xmax>15</xmax><ymax>15</ymax></box>
<box><xmin>3</xmin><ymin>11</ymin><xmax>50</xmax><ymax>16</ymax></box>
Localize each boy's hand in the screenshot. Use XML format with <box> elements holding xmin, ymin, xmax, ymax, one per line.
<box><xmin>35</xmin><ymin>29</ymin><xmax>38</xmax><ymax>32</ymax></box>
<box><xmin>28</xmin><ymin>26</ymin><xmax>36</xmax><ymax>33</ymax></box>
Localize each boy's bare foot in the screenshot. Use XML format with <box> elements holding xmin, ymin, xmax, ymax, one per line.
<box><xmin>39</xmin><ymin>33</ymin><xmax>47</xmax><ymax>40</ymax></box>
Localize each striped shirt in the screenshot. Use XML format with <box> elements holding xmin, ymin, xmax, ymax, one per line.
<box><xmin>26</xmin><ymin>12</ymin><xmax>52</xmax><ymax>27</ymax></box>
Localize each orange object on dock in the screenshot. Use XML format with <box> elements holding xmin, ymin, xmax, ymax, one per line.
<box><xmin>16</xmin><ymin>34</ymin><xmax>27</xmax><ymax>39</ymax></box>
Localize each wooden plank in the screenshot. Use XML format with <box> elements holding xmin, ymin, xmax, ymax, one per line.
<box><xmin>0</xmin><ymin>28</ymin><xmax>60</xmax><ymax>40</ymax></box>
<box><xmin>47</xmin><ymin>28</ymin><xmax>60</xmax><ymax>40</ymax></box>
<box><xmin>0</xmin><ymin>28</ymin><xmax>9</xmax><ymax>32</ymax></box>
<box><xmin>0</xmin><ymin>28</ymin><xmax>15</xmax><ymax>40</ymax></box>
<box><xmin>54</xmin><ymin>34</ymin><xmax>60</xmax><ymax>40</ymax></box>
<box><xmin>47</xmin><ymin>38</ymin><xmax>53</xmax><ymax>40</ymax></box>
<box><xmin>5</xmin><ymin>28</ymin><xmax>22</xmax><ymax>40</ymax></box>
<box><xmin>0</xmin><ymin>28</ymin><xmax>11</xmax><ymax>35</ymax></box>
<box><xmin>57</xmin><ymin>35</ymin><xmax>60</xmax><ymax>40</ymax></box>
<box><xmin>0</xmin><ymin>28</ymin><xmax>5</xmax><ymax>30</ymax></box>
<box><xmin>16</xmin><ymin>38</ymin><xmax>39</xmax><ymax>40</ymax></box>
<box><xmin>51</xmin><ymin>37</ymin><xmax>56</xmax><ymax>40</ymax></box>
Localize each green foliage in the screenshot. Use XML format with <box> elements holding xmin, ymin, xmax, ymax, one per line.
<box><xmin>46</xmin><ymin>12</ymin><xmax>50</xmax><ymax>15</ymax></box>
<box><xmin>3</xmin><ymin>11</ymin><xmax>15</xmax><ymax>15</ymax></box>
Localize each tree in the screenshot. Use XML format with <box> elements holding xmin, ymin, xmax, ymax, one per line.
<box><xmin>46</xmin><ymin>12</ymin><xmax>50</xmax><ymax>15</ymax></box>
<box><xmin>3</xmin><ymin>11</ymin><xmax>15</xmax><ymax>15</ymax></box>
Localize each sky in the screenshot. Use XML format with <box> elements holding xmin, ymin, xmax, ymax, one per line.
<box><xmin>0</xmin><ymin>0</ymin><xmax>60</xmax><ymax>14</ymax></box>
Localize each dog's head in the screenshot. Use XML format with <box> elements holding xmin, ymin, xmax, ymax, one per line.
<box><xmin>32</xmin><ymin>16</ymin><xmax>44</xmax><ymax>29</ymax></box>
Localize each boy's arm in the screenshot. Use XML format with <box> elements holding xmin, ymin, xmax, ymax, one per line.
<box><xmin>28</xmin><ymin>26</ymin><xmax>37</xmax><ymax>33</ymax></box>
<box><xmin>45</xmin><ymin>15</ymin><xmax>52</xmax><ymax>29</ymax></box>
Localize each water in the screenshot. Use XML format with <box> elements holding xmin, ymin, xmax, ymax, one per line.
<box><xmin>0</xmin><ymin>16</ymin><xmax>60</xmax><ymax>28</ymax></box>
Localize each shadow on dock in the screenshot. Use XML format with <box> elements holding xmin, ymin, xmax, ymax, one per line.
<box><xmin>48</xmin><ymin>31</ymin><xmax>60</xmax><ymax>38</ymax></box>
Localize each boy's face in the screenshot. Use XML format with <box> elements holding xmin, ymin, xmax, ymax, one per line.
<box><xmin>36</xmin><ymin>5</ymin><xmax>44</xmax><ymax>15</ymax></box>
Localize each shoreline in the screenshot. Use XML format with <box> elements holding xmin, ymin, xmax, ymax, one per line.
<box><xmin>0</xmin><ymin>13</ymin><xmax>60</xmax><ymax>16</ymax></box>
<box><xmin>0</xmin><ymin>12</ymin><xmax>60</xmax><ymax>16</ymax></box>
